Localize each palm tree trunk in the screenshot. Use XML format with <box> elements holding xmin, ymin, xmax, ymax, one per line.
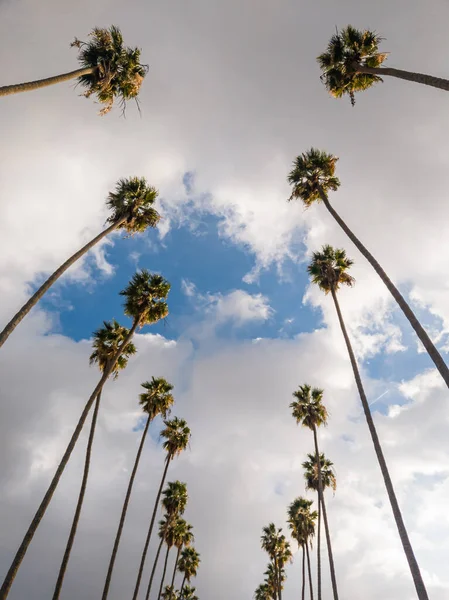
<box><xmin>101</xmin><ymin>414</ymin><xmax>152</xmax><ymax>600</ymax></box>
<box><xmin>157</xmin><ymin>545</ymin><xmax>171</xmax><ymax>600</ymax></box>
<box><xmin>170</xmin><ymin>547</ymin><xmax>181</xmax><ymax>589</ymax></box>
<box><xmin>306</xmin><ymin>542</ymin><xmax>314</xmax><ymax>600</ymax></box>
<box><xmin>0</xmin><ymin>66</ymin><xmax>95</xmax><ymax>97</ymax></box>
<box><xmin>316</xmin><ymin>492</ymin><xmax>321</xmax><ymax>600</ymax></box>
<box><xmin>318</xmin><ymin>188</ymin><xmax>449</xmax><ymax>389</ymax></box>
<box><xmin>313</xmin><ymin>426</ymin><xmax>339</xmax><ymax>600</ymax></box>
<box><xmin>51</xmin><ymin>389</ymin><xmax>102</xmax><ymax>599</ymax></box>
<box><xmin>355</xmin><ymin>63</ymin><xmax>449</xmax><ymax>92</ymax></box>
<box><xmin>330</xmin><ymin>286</ymin><xmax>429</xmax><ymax>600</ymax></box>
<box><xmin>277</xmin><ymin>558</ymin><xmax>282</xmax><ymax>600</ymax></box>
<box><xmin>301</xmin><ymin>545</ymin><xmax>306</xmax><ymax>600</ymax></box>
<box><xmin>0</xmin><ymin>320</ymin><xmax>138</xmax><ymax>600</ymax></box>
<box><xmin>131</xmin><ymin>456</ymin><xmax>172</xmax><ymax>600</ymax></box>
<box><xmin>180</xmin><ymin>574</ymin><xmax>187</xmax><ymax>595</ymax></box>
<box><xmin>145</xmin><ymin>537</ymin><xmax>164</xmax><ymax>600</ymax></box>
<box><xmin>0</xmin><ymin>216</ymin><xmax>126</xmax><ymax>349</ymax></box>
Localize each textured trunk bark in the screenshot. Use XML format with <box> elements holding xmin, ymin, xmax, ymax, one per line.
<box><xmin>101</xmin><ymin>414</ymin><xmax>152</xmax><ymax>600</ymax></box>
<box><xmin>51</xmin><ymin>390</ymin><xmax>103</xmax><ymax>599</ymax></box>
<box><xmin>131</xmin><ymin>456</ymin><xmax>172</xmax><ymax>600</ymax></box>
<box><xmin>0</xmin><ymin>320</ymin><xmax>138</xmax><ymax>599</ymax></box>
<box><xmin>313</xmin><ymin>426</ymin><xmax>339</xmax><ymax>600</ymax></box>
<box><xmin>319</xmin><ymin>188</ymin><xmax>449</xmax><ymax>390</ymax></box>
<box><xmin>306</xmin><ymin>542</ymin><xmax>314</xmax><ymax>600</ymax></box>
<box><xmin>301</xmin><ymin>545</ymin><xmax>306</xmax><ymax>600</ymax></box>
<box><xmin>356</xmin><ymin>63</ymin><xmax>449</xmax><ymax>92</ymax></box>
<box><xmin>0</xmin><ymin>217</ymin><xmax>126</xmax><ymax>348</ymax></box>
<box><xmin>330</xmin><ymin>287</ymin><xmax>429</xmax><ymax>600</ymax></box>
<box><xmin>0</xmin><ymin>66</ymin><xmax>95</xmax><ymax>97</ymax></box>
<box><xmin>170</xmin><ymin>547</ymin><xmax>181</xmax><ymax>590</ymax></box>
<box><xmin>316</xmin><ymin>491</ymin><xmax>321</xmax><ymax>600</ymax></box>
<box><xmin>145</xmin><ymin>537</ymin><xmax>164</xmax><ymax>600</ymax></box>
<box><xmin>157</xmin><ymin>546</ymin><xmax>171</xmax><ymax>600</ymax></box>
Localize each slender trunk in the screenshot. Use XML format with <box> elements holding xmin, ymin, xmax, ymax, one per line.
<box><xmin>0</xmin><ymin>320</ymin><xmax>138</xmax><ymax>599</ymax></box>
<box><xmin>0</xmin><ymin>66</ymin><xmax>95</xmax><ymax>97</ymax></box>
<box><xmin>318</xmin><ymin>188</ymin><xmax>449</xmax><ymax>390</ymax></box>
<box><xmin>51</xmin><ymin>390</ymin><xmax>102</xmax><ymax>599</ymax></box>
<box><xmin>0</xmin><ymin>217</ymin><xmax>126</xmax><ymax>349</ymax></box>
<box><xmin>157</xmin><ymin>545</ymin><xmax>171</xmax><ymax>600</ymax></box>
<box><xmin>312</xmin><ymin>426</ymin><xmax>339</xmax><ymax>600</ymax></box>
<box><xmin>144</xmin><ymin>537</ymin><xmax>164</xmax><ymax>600</ymax></box>
<box><xmin>301</xmin><ymin>545</ymin><xmax>306</xmax><ymax>600</ymax></box>
<box><xmin>316</xmin><ymin>479</ymin><xmax>321</xmax><ymax>598</ymax></box>
<box><xmin>330</xmin><ymin>287</ymin><xmax>429</xmax><ymax>600</ymax></box>
<box><xmin>277</xmin><ymin>558</ymin><xmax>283</xmax><ymax>600</ymax></box>
<box><xmin>101</xmin><ymin>414</ymin><xmax>152</xmax><ymax>600</ymax></box>
<box><xmin>355</xmin><ymin>62</ymin><xmax>449</xmax><ymax>92</ymax></box>
<box><xmin>306</xmin><ymin>542</ymin><xmax>314</xmax><ymax>600</ymax></box>
<box><xmin>180</xmin><ymin>574</ymin><xmax>187</xmax><ymax>595</ymax></box>
<box><xmin>170</xmin><ymin>546</ymin><xmax>181</xmax><ymax>590</ymax></box>
<box><xmin>131</xmin><ymin>456</ymin><xmax>172</xmax><ymax>600</ymax></box>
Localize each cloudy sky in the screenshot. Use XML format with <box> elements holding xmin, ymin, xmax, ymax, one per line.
<box><xmin>1</xmin><ymin>0</ymin><xmax>449</xmax><ymax>599</ymax></box>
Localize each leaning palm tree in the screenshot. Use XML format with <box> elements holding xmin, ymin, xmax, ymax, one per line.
<box><xmin>156</xmin><ymin>515</ymin><xmax>190</xmax><ymax>600</ymax></box>
<box><xmin>178</xmin><ymin>547</ymin><xmax>201</xmax><ymax>596</ymax></box>
<box><xmin>290</xmin><ymin>385</ymin><xmax>337</xmax><ymax>600</ymax></box>
<box><xmin>145</xmin><ymin>516</ymin><xmax>173</xmax><ymax>600</ymax></box>
<box><xmin>0</xmin><ymin>269</ymin><xmax>170</xmax><ymax>599</ymax></box>
<box><xmin>51</xmin><ymin>321</ymin><xmax>137</xmax><ymax>599</ymax></box>
<box><xmin>317</xmin><ymin>25</ymin><xmax>449</xmax><ymax>106</ymax></box>
<box><xmin>287</xmin><ymin>497</ymin><xmax>317</xmax><ymax>600</ymax></box>
<box><xmin>170</xmin><ymin>520</ymin><xmax>194</xmax><ymax>590</ymax></box>
<box><xmin>101</xmin><ymin>377</ymin><xmax>175</xmax><ymax>600</ymax></box>
<box><xmin>0</xmin><ymin>178</ymin><xmax>160</xmax><ymax>349</ymax></box>
<box><xmin>132</xmin><ymin>423</ymin><xmax>191</xmax><ymax>600</ymax></box>
<box><xmin>0</xmin><ymin>26</ymin><xmax>148</xmax><ymax>112</ymax></box>
<box><xmin>288</xmin><ymin>148</ymin><xmax>449</xmax><ymax>389</ymax></box>
<box><xmin>308</xmin><ymin>245</ymin><xmax>429</xmax><ymax>600</ymax></box>
<box><xmin>261</xmin><ymin>524</ymin><xmax>291</xmax><ymax>600</ymax></box>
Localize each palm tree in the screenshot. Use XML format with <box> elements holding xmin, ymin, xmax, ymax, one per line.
<box><xmin>317</xmin><ymin>25</ymin><xmax>449</xmax><ymax>106</ymax></box>
<box><xmin>0</xmin><ymin>269</ymin><xmax>170</xmax><ymax>599</ymax></box>
<box><xmin>288</xmin><ymin>148</ymin><xmax>449</xmax><ymax>389</ymax></box>
<box><xmin>287</xmin><ymin>497</ymin><xmax>317</xmax><ymax>600</ymax></box>
<box><xmin>308</xmin><ymin>246</ymin><xmax>429</xmax><ymax>600</ymax></box>
<box><xmin>161</xmin><ymin>585</ymin><xmax>178</xmax><ymax>600</ymax></box>
<box><xmin>254</xmin><ymin>583</ymin><xmax>273</xmax><ymax>600</ymax></box>
<box><xmin>145</xmin><ymin>516</ymin><xmax>173</xmax><ymax>600</ymax></box>
<box><xmin>0</xmin><ymin>178</ymin><xmax>160</xmax><ymax>349</ymax></box>
<box><xmin>170</xmin><ymin>520</ymin><xmax>194</xmax><ymax>590</ymax></box>
<box><xmin>261</xmin><ymin>524</ymin><xmax>291</xmax><ymax>600</ymax></box>
<box><xmin>51</xmin><ymin>321</ymin><xmax>137</xmax><ymax>599</ymax></box>
<box><xmin>181</xmin><ymin>585</ymin><xmax>199</xmax><ymax>600</ymax></box>
<box><xmin>290</xmin><ymin>385</ymin><xmax>337</xmax><ymax>600</ymax></box>
<box><xmin>0</xmin><ymin>26</ymin><xmax>148</xmax><ymax>112</ymax></box>
<box><xmin>132</xmin><ymin>423</ymin><xmax>191</xmax><ymax>600</ymax></box>
<box><xmin>178</xmin><ymin>547</ymin><xmax>201</xmax><ymax>596</ymax></box>
<box><xmin>101</xmin><ymin>377</ymin><xmax>175</xmax><ymax>600</ymax></box>
<box><xmin>157</xmin><ymin>515</ymin><xmax>189</xmax><ymax>600</ymax></box>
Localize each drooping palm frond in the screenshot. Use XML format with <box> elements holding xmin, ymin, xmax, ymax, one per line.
<box><xmin>120</xmin><ymin>270</ymin><xmax>170</xmax><ymax>327</ymax></box>
<box><xmin>288</xmin><ymin>148</ymin><xmax>340</xmax><ymax>206</ymax></box>
<box><xmin>89</xmin><ymin>319</ymin><xmax>137</xmax><ymax>378</ymax></box>
<box><xmin>302</xmin><ymin>453</ymin><xmax>337</xmax><ymax>493</ymax></box>
<box><xmin>162</xmin><ymin>481</ymin><xmax>188</xmax><ymax>518</ymax></box>
<box><xmin>106</xmin><ymin>177</ymin><xmax>160</xmax><ymax>234</ymax></box>
<box><xmin>139</xmin><ymin>377</ymin><xmax>174</xmax><ymax>420</ymax></box>
<box><xmin>290</xmin><ymin>384</ymin><xmax>328</xmax><ymax>430</ymax></box>
<box><xmin>161</xmin><ymin>418</ymin><xmax>191</xmax><ymax>459</ymax></box>
<box><xmin>178</xmin><ymin>547</ymin><xmax>200</xmax><ymax>582</ymax></box>
<box><xmin>307</xmin><ymin>245</ymin><xmax>355</xmax><ymax>293</ymax></box>
<box><xmin>287</xmin><ymin>496</ymin><xmax>317</xmax><ymax>548</ymax></box>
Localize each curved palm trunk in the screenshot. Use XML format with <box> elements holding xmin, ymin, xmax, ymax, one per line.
<box><xmin>313</xmin><ymin>426</ymin><xmax>339</xmax><ymax>600</ymax></box>
<box><xmin>131</xmin><ymin>456</ymin><xmax>172</xmax><ymax>600</ymax></box>
<box><xmin>101</xmin><ymin>414</ymin><xmax>152</xmax><ymax>600</ymax></box>
<box><xmin>330</xmin><ymin>287</ymin><xmax>429</xmax><ymax>600</ymax></box>
<box><xmin>145</xmin><ymin>537</ymin><xmax>164</xmax><ymax>600</ymax></box>
<box><xmin>355</xmin><ymin>63</ymin><xmax>449</xmax><ymax>92</ymax></box>
<box><xmin>157</xmin><ymin>545</ymin><xmax>171</xmax><ymax>600</ymax></box>
<box><xmin>0</xmin><ymin>66</ymin><xmax>95</xmax><ymax>97</ymax></box>
<box><xmin>301</xmin><ymin>545</ymin><xmax>306</xmax><ymax>600</ymax></box>
<box><xmin>0</xmin><ymin>320</ymin><xmax>138</xmax><ymax>600</ymax></box>
<box><xmin>51</xmin><ymin>390</ymin><xmax>102</xmax><ymax>599</ymax></box>
<box><xmin>306</xmin><ymin>542</ymin><xmax>314</xmax><ymax>600</ymax></box>
<box><xmin>0</xmin><ymin>217</ymin><xmax>126</xmax><ymax>349</ymax></box>
<box><xmin>170</xmin><ymin>547</ymin><xmax>181</xmax><ymax>590</ymax></box>
<box><xmin>316</xmin><ymin>492</ymin><xmax>321</xmax><ymax>600</ymax></box>
<box><xmin>318</xmin><ymin>189</ymin><xmax>449</xmax><ymax>389</ymax></box>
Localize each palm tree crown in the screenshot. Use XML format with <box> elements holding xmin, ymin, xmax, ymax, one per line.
<box><xmin>287</xmin><ymin>497</ymin><xmax>317</xmax><ymax>547</ymax></box>
<box><xmin>288</xmin><ymin>148</ymin><xmax>340</xmax><ymax>206</ymax></box>
<box><xmin>181</xmin><ymin>585</ymin><xmax>199</xmax><ymax>600</ymax></box>
<box><xmin>120</xmin><ymin>270</ymin><xmax>170</xmax><ymax>328</ymax></box>
<box><xmin>308</xmin><ymin>245</ymin><xmax>355</xmax><ymax>294</ymax></box>
<box><xmin>161</xmin><ymin>418</ymin><xmax>191</xmax><ymax>459</ymax></box>
<box><xmin>254</xmin><ymin>583</ymin><xmax>272</xmax><ymax>600</ymax></box>
<box><xmin>139</xmin><ymin>377</ymin><xmax>174</xmax><ymax>421</ymax></box>
<box><xmin>161</xmin><ymin>585</ymin><xmax>177</xmax><ymax>600</ymax></box>
<box><xmin>162</xmin><ymin>481</ymin><xmax>188</xmax><ymax>518</ymax></box>
<box><xmin>172</xmin><ymin>519</ymin><xmax>194</xmax><ymax>550</ymax></box>
<box><xmin>290</xmin><ymin>384</ymin><xmax>328</xmax><ymax>431</ymax></box>
<box><xmin>89</xmin><ymin>319</ymin><xmax>137</xmax><ymax>378</ymax></box>
<box><xmin>178</xmin><ymin>547</ymin><xmax>200</xmax><ymax>582</ymax></box>
<box><xmin>74</xmin><ymin>25</ymin><xmax>148</xmax><ymax>114</ymax></box>
<box><xmin>303</xmin><ymin>453</ymin><xmax>337</xmax><ymax>493</ymax></box>
<box><xmin>317</xmin><ymin>25</ymin><xmax>386</xmax><ymax>105</ymax></box>
<box><xmin>106</xmin><ymin>178</ymin><xmax>160</xmax><ymax>234</ymax></box>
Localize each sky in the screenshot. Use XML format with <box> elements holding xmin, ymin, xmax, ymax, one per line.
<box><xmin>1</xmin><ymin>0</ymin><xmax>449</xmax><ymax>599</ymax></box>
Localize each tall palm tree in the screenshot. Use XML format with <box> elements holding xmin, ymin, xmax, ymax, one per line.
<box><xmin>261</xmin><ymin>524</ymin><xmax>291</xmax><ymax>600</ymax></box>
<box><xmin>290</xmin><ymin>385</ymin><xmax>337</xmax><ymax>600</ymax></box>
<box><xmin>170</xmin><ymin>520</ymin><xmax>194</xmax><ymax>590</ymax></box>
<box><xmin>263</xmin><ymin>563</ymin><xmax>280</xmax><ymax>600</ymax></box>
<box><xmin>132</xmin><ymin>423</ymin><xmax>191</xmax><ymax>600</ymax></box>
<box><xmin>101</xmin><ymin>377</ymin><xmax>175</xmax><ymax>600</ymax></box>
<box><xmin>0</xmin><ymin>269</ymin><xmax>170</xmax><ymax>599</ymax></box>
<box><xmin>157</xmin><ymin>515</ymin><xmax>189</xmax><ymax>600</ymax></box>
<box><xmin>308</xmin><ymin>245</ymin><xmax>429</xmax><ymax>600</ymax></box>
<box><xmin>0</xmin><ymin>26</ymin><xmax>148</xmax><ymax>112</ymax></box>
<box><xmin>178</xmin><ymin>547</ymin><xmax>201</xmax><ymax>596</ymax></box>
<box><xmin>287</xmin><ymin>497</ymin><xmax>317</xmax><ymax>600</ymax></box>
<box><xmin>288</xmin><ymin>148</ymin><xmax>449</xmax><ymax>389</ymax></box>
<box><xmin>51</xmin><ymin>321</ymin><xmax>137</xmax><ymax>599</ymax></box>
<box><xmin>181</xmin><ymin>585</ymin><xmax>199</xmax><ymax>600</ymax></box>
<box><xmin>146</xmin><ymin>516</ymin><xmax>173</xmax><ymax>600</ymax></box>
<box><xmin>0</xmin><ymin>178</ymin><xmax>160</xmax><ymax>349</ymax></box>
<box><xmin>317</xmin><ymin>25</ymin><xmax>449</xmax><ymax>106</ymax></box>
